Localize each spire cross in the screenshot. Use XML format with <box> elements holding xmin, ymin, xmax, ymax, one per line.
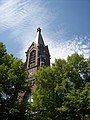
<box><xmin>37</xmin><ymin>27</ymin><xmax>41</xmax><ymax>32</ymax></box>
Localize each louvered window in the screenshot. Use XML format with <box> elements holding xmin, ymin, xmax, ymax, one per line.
<box><xmin>30</xmin><ymin>50</ymin><xmax>36</xmax><ymax>64</ymax></box>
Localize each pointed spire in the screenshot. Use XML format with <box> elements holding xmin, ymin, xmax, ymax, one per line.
<box><xmin>34</xmin><ymin>27</ymin><xmax>45</xmax><ymax>45</ymax></box>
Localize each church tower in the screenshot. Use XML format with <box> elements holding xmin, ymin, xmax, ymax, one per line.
<box><xmin>25</xmin><ymin>27</ymin><xmax>50</xmax><ymax>80</ymax></box>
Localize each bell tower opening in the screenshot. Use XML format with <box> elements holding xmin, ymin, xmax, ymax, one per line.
<box><xmin>29</xmin><ymin>50</ymin><xmax>36</xmax><ymax>67</ymax></box>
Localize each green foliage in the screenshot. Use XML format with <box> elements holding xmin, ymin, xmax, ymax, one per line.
<box><xmin>32</xmin><ymin>53</ymin><xmax>90</xmax><ymax>120</ymax></box>
<box><xmin>1</xmin><ymin>42</ymin><xmax>90</xmax><ymax>120</ymax></box>
<box><xmin>0</xmin><ymin>42</ymin><xmax>29</xmax><ymax>120</ymax></box>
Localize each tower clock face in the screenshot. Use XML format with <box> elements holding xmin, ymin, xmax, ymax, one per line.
<box><xmin>30</xmin><ymin>72</ymin><xmax>32</xmax><ymax>75</ymax></box>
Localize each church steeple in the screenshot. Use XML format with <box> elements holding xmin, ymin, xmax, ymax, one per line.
<box><xmin>25</xmin><ymin>28</ymin><xmax>50</xmax><ymax>79</ymax></box>
<box><xmin>34</xmin><ymin>27</ymin><xmax>45</xmax><ymax>45</ymax></box>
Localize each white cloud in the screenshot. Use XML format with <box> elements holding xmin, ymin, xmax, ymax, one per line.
<box><xmin>46</xmin><ymin>35</ymin><xmax>90</xmax><ymax>63</ymax></box>
<box><xmin>0</xmin><ymin>0</ymin><xmax>55</xmax><ymax>32</ymax></box>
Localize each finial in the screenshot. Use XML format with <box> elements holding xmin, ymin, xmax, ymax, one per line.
<box><xmin>37</xmin><ymin>27</ymin><xmax>41</xmax><ymax>32</ymax></box>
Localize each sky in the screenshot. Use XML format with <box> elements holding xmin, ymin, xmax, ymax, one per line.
<box><xmin>0</xmin><ymin>0</ymin><xmax>90</xmax><ymax>63</ymax></box>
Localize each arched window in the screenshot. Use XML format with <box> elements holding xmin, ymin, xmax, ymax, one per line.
<box><xmin>28</xmin><ymin>92</ymin><xmax>33</xmax><ymax>103</ymax></box>
<box><xmin>23</xmin><ymin>91</ymin><xmax>33</xmax><ymax>103</ymax></box>
<box><xmin>29</xmin><ymin>50</ymin><xmax>36</xmax><ymax>65</ymax></box>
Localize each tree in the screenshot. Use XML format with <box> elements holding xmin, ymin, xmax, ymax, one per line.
<box><xmin>32</xmin><ymin>53</ymin><xmax>90</xmax><ymax>120</ymax></box>
<box><xmin>0</xmin><ymin>42</ymin><xmax>29</xmax><ymax>120</ymax></box>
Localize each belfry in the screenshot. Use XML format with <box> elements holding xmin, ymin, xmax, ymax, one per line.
<box><xmin>25</xmin><ymin>27</ymin><xmax>50</xmax><ymax>80</ymax></box>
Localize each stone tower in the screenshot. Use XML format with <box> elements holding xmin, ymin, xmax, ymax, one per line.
<box><xmin>25</xmin><ymin>27</ymin><xmax>50</xmax><ymax>80</ymax></box>
<box><xmin>22</xmin><ymin>28</ymin><xmax>50</xmax><ymax>102</ymax></box>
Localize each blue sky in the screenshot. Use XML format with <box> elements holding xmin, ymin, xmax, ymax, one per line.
<box><xmin>0</xmin><ymin>0</ymin><xmax>90</xmax><ymax>62</ymax></box>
